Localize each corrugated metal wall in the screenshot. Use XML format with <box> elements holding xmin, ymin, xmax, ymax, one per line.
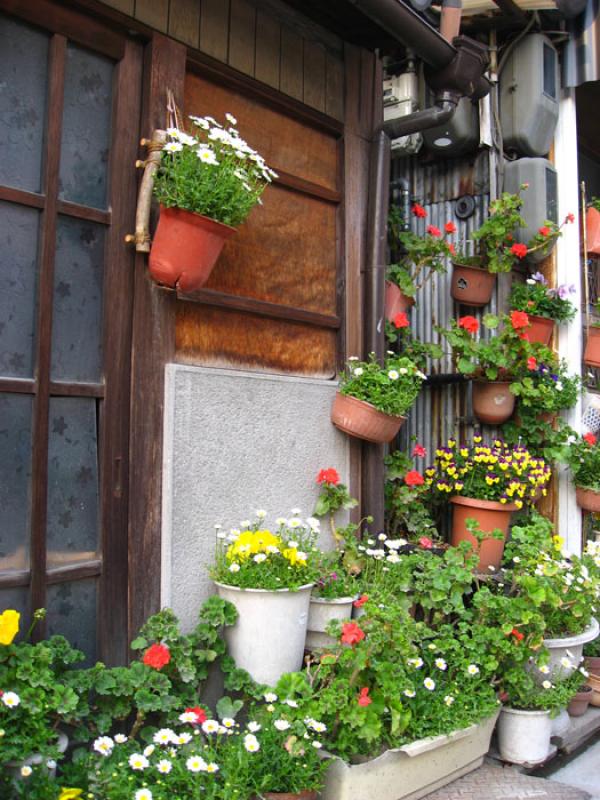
<box><xmin>390</xmin><ymin>149</ymin><xmax>496</xmax><ymax>458</ymax></box>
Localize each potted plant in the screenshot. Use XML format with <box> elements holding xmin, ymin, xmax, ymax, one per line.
<box><xmin>384</xmin><ymin>448</ymin><xmax>440</xmax><ymax>546</ymax></box>
<box><xmin>509</xmin><ymin>354</ymin><xmax>581</xmax><ymax>423</ymax></box>
<box><xmin>331</xmin><ymin>354</ymin><xmax>425</xmax><ymax>444</ymax></box>
<box><xmin>509</xmin><ymin>272</ymin><xmax>577</xmax><ymax>345</ymax></box>
<box><xmin>385</xmin><ymin>312</ymin><xmax>444</xmax><ymax>370</ymax></box>
<box><xmin>584</xmin><ymin>300</ymin><xmax>600</xmax><ymax>368</ymax></box>
<box><xmin>149</xmin><ymin>114</ymin><xmax>277</xmax><ymax>292</ymax></box>
<box><xmin>385</xmin><ymin>204</ymin><xmax>454</xmax><ymax>318</ymax></box>
<box><xmin>567</xmin><ymin>682</ymin><xmax>593</xmax><ymax>717</ymax></box>
<box><xmin>440</xmin><ymin>312</ymin><xmax>537</xmax><ymax>424</ymax></box>
<box><xmin>564</xmin><ymin>432</ymin><xmax>600</xmax><ymax>511</ymax></box>
<box><xmin>210</xmin><ymin>512</ymin><xmax>319</xmax><ymax>686</ymax></box>
<box><xmin>426</xmin><ymin>438</ymin><xmax>551</xmax><ymax>570</ymax></box>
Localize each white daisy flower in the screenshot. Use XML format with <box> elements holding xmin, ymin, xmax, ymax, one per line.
<box><xmin>435</xmin><ymin>658</ymin><xmax>447</xmax><ymax>671</ymax></box>
<box><xmin>225</xmin><ymin>113</ymin><xmax>237</xmax><ymax>125</ymax></box>
<box><xmin>444</xmin><ymin>695</ymin><xmax>455</xmax><ymax>706</ymax></box>
<box><xmin>202</xmin><ymin>719</ymin><xmax>220</xmax><ymax>734</ymax></box>
<box><xmin>229</xmin><ymin>563</ymin><xmax>241</xmax><ymax>573</ymax></box>
<box><xmin>560</xmin><ymin>657</ymin><xmax>573</xmax><ymax>669</ymax></box>
<box><xmin>114</xmin><ymin>733</ymin><xmax>128</xmax><ymax>744</ymax></box>
<box><xmin>388</xmin><ymin>370</ymin><xmax>399</xmax><ymax>380</ymax></box>
<box><xmin>467</xmin><ymin>664</ymin><xmax>479</xmax><ymax>676</ymax></box>
<box><xmin>206</xmin><ymin>762</ymin><xmax>220</xmax><ymax>773</ymax></box>
<box><xmin>353</xmin><ymin>368</ymin><xmax>364</xmax><ymax>376</ymax></box>
<box><xmin>542</xmin><ymin>680</ymin><xmax>553</xmax><ymax>689</ymax></box>
<box><xmin>197</xmin><ymin>147</ymin><xmax>218</xmax><ymax>165</ymax></box>
<box><xmin>46</xmin><ymin>760</ymin><xmax>57</xmax><ymax>769</ymax></box>
<box><xmin>244</xmin><ymin>734</ymin><xmax>260</xmax><ymax>752</ymax></box>
<box><xmin>157</xmin><ymin>759</ymin><xmax>172</xmax><ymax>774</ymax></box>
<box><xmin>129</xmin><ymin>753</ymin><xmax>150</xmax><ymax>770</ymax></box>
<box><xmin>264</xmin><ymin>692</ymin><xmax>278</xmax><ymax>702</ymax></box>
<box><xmin>179</xmin><ymin>711</ymin><xmax>199</xmax><ymax>723</ymax></box>
<box><xmin>306</xmin><ymin>517</ymin><xmax>320</xmax><ymax>530</ymax></box>
<box><xmin>135</xmin><ymin>790</ymin><xmax>153</xmax><ymax>800</ymax></box>
<box><xmin>143</xmin><ymin>744</ymin><xmax>155</xmax><ymax>757</ymax></box>
<box><xmin>348</xmin><ymin>356</ymin><xmax>359</xmax><ymax>361</ymax></box>
<box><xmin>189</xmin><ymin>115</ymin><xmax>210</xmax><ymax>129</ymax></box>
<box><xmin>163</xmin><ymin>141</ymin><xmax>183</xmax><ymax>153</ymax></box>
<box><xmin>166</xmin><ymin>127</ymin><xmax>180</xmax><ymax>138</ymax></box>
<box><xmin>403</xmin><ymin>689</ymin><xmax>416</xmax><ymax>698</ymax></box>
<box><xmin>283</xmin><ymin>699</ymin><xmax>298</xmax><ymax>708</ymax></box>
<box><xmin>291</xmin><ymin>508</ymin><xmax>302</xmax><ymax>515</ymax></box>
<box><xmin>408</xmin><ymin>657</ymin><xmax>423</xmax><ymax>668</ymax></box>
<box><xmin>177</xmin><ymin>733</ymin><xmax>192</xmax><ymax>745</ymax></box>
<box><xmin>288</xmin><ymin>519</ymin><xmax>302</xmax><ymax>529</ymax></box>
<box><xmin>424</xmin><ymin>677</ymin><xmax>436</xmax><ymax>691</ymax></box>
<box><xmin>309</xmin><ymin>720</ymin><xmax>327</xmax><ymax>733</ymax></box>
<box><xmin>240</xmin><ymin>519</ymin><xmax>251</xmax><ymax>528</ymax></box>
<box><xmin>274</xmin><ymin>720</ymin><xmax>291</xmax><ymax>731</ymax></box>
<box><xmin>187</xmin><ymin>756</ymin><xmax>208</xmax><ymax>772</ymax></box>
<box><xmin>538</xmin><ymin>664</ymin><xmax>550</xmax><ymax>674</ymax></box>
<box><xmin>275</xmin><ymin>518</ymin><xmax>287</xmax><ymax>526</ymax></box>
<box><xmin>153</xmin><ymin>729</ymin><xmax>176</xmax><ymax>745</ymax></box>
<box><xmin>93</xmin><ymin>736</ymin><xmax>114</xmax><ymax>756</ymax></box>
<box><xmin>2</xmin><ymin>692</ymin><xmax>20</xmax><ymax>707</ymax></box>
<box><xmin>312</xmin><ymin>741</ymin><xmax>323</xmax><ymax>749</ymax></box>
<box><xmin>222</xmin><ymin>717</ymin><xmax>236</xmax><ymax>728</ymax></box>
<box><xmin>20</xmin><ymin>766</ymin><xmax>32</xmax><ymax>777</ymax></box>
<box><xmin>247</xmin><ymin>721</ymin><xmax>261</xmax><ymax>732</ymax></box>
<box><xmin>266</xmin><ymin>545</ymin><xmax>280</xmax><ymax>554</ymax></box>
<box><xmin>253</xmin><ymin>553</ymin><xmax>267</xmax><ymax>563</ymax></box>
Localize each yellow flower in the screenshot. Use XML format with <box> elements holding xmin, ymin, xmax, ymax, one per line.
<box><xmin>59</xmin><ymin>790</ymin><xmax>83</xmax><ymax>800</ymax></box>
<box><xmin>282</xmin><ymin>548</ymin><xmax>306</xmax><ymax>566</ymax></box>
<box><xmin>553</xmin><ymin>535</ymin><xmax>565</xmax><ymax>549</ymax></box>
<box><xmin>227</xmin><ymin>530</ymin><xmax>281</xmax><ymax>561</ymax></box>
<box><xmin>0</xmin><ymin>610</ymin><xmax>20</xmax><ymax>645</ymax></box>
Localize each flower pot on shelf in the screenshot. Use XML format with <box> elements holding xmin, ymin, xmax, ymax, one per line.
<box><xmin>540</xmin><ymin>618</ymin><xmax>599</xmax><ymax>682</ymax></box>
<box><xmin>568</xmin><ymin>685</ymin><xmax>593</xmax><ymax>717</ymax></box>
<box><xmin>575</xmin><ymin>487</ymin><xmax>600</xmax><ymax>513</ymax></box>
<box><xmin>319</xmin><ymin>711</ymin><xmax>499</xmax><ymax>800</ymax></box>
<box><xmin>472</xmin><ymin>380</ymin><xmax>515</xmax><ymax>424</ymax></box>
<box><xmin>449</xmin><ymin>496</ymin><xmax>516</xmax><ymax>571</ymax></box>
<box><xmin>384</xmin><ymin>281</ymin><xmax>415</xmax><ymax>322</ymax></box>
<box><xmin>588</xmin><ymin>673</ymin><xmax>600</xmax><ymax>706</ymax></box>
<box><xmin>583</xmin><ymin>327</ymin><xmax>600</xmax><ymax>369</ymax></box>
<box><xmin>331</xmin><ymin>392</ymin><xmax>405</xmax><ymax>444</ymax></box>
<box><xmin>526</xmin><ymin>315</ymin><xmax>555</xmax><ymax>346</ymax></box>
<box><xmin>148</xmin><ymin>205</ymin><xmax>236</xmax><ymax>293</ymax></box>
<box><xmin>496</xmin><ymin>707</ymin><xmax>552</xmax><ymax>766</ymax></box>
<box><xmin>450</xmin><ymin>262</ymin><xmax>495</xmax><ymax>307</ymax></box>
<box><xmin>306</xmin><ymin>595</ymin><xmax>358</xmax><ymax>651</ymax></box>
<box><xmin>584</xmin><ymin>655</ymin><xmax>600</xmax><ymax>676</ymax></box>
<box><xmin>214</xmin><ymin>581</ymin><xmax>313</xmax><ymax>686</ymax></box>
<box><xmin>586</xmin><ymin>207</ymin><xmax>600</xmax><ymax>256</ymax></box>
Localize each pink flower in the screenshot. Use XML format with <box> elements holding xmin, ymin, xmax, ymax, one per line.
<box><xmin>357</xmin><ymin>687</ymin><xmax>372</xmax><ymax>707</ymax></box>
<box><xmin>353</xmin><ymin>594</ymin><xmax>369</xmax><ymax>608</ymax></box>
<box><xmin>412</xmin><ymin>444</ymin><xmax>427</xmax><ymax>458</ymax></box>
<box><xmin>419</xmin><ymin>537</ymin><xmax>433</xmax><ymax>550</ymax></box>
<box><xmin>427</xmin><ymin>225</ymin><xmax>441</xmax><ymax>237</ymax></box>
<box><xmin>341</xmin><ymin>622</ymin><xmax>365</xmax><ymax>646</ymax></box>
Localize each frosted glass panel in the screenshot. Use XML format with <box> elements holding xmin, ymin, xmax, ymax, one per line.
<box><xmin>0</xmin><ymin>394</ymin><xmax>32</xmax><ymax>572</ymax></box>
<box><xmin>47</xmin><ymin>579</ymin><xmax>97</xmax><ymax>664</ymax></box>
<box><xmin>0</xmin><ymin>587</ymin><xmax>30</xmax><ymax>633</ymax></box>
<box><xmin>51</xmin><ymin>216</ymin><xmax>104</xmax><ymax>383</ymax></box>
<box><xmin>0</xmin><ymin>14</ymin><xmax>49</xmax><ymax>193</ymax></box>
<box><xmin>46</xmin><ymin>397</ymin><xmax>99</xmax><ymax>567</ymax></box>
<box><xmin>59</xmin><ymin>43</ymin><xmax>113</xmax><ymax>209</ymax></box>
<box><xmin>0</xmin><ymin>202</ymin><xmax>40</xmax><ymax>379</ymax></box>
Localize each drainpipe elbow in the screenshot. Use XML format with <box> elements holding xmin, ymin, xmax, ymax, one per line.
<box><xmin>382</xmin><ymin>92</ymin><xmax>459</xmax><ymax>139</ymax></box>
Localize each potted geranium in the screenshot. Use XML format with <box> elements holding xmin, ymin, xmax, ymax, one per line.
<box><xmin>564</xmin><ymin>432</ymin><xmax>600</xmax><ymax>512</ymax></box>
<box><xmin>584</xmin><ymin>300</ymin><xmax>600</xmax><ymax>368</ymax></box>
<box><xmin>210</xmin><ymin>512</ymin><xmax>319</xmax><ymax>686</ymax></box>
<box><xmin>384</xmin><ymin>448</ymin><xmax>440</xmax><ymax>546</ymax></box>
<box><xmin>509</xmin><ymin>354</ymin><xmax>581</xmax><ymax>421</ymax></box>
<box><xmin>331</xmin><ymin>354</ymin><xmax>425</xmax><ymax>443</ymax></box>
<box><xmin>426</xmin><ymin>438</ymin><xmax>551</xmax><ymax>570</ymax></box>
<box><xmin>509</xmin><ymin>272</ymin><xmax>577</xmax><ymax>345</ymax></box>
<box><xmin>149</xmin><ymin>114</ymin><xmax>277</xmax><ymax>292</ymax></box>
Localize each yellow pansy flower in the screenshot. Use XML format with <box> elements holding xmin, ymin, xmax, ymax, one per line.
<box><xmin>0</xmin><ymin>610</ymin><xmax>20</xmax><ymax>646</ymax></box>
<box><xmin>282</xmin><ymin>548</ymin><xmax>306</xmax><ymax>567</ymax></box>
<box><xmin>59</xmin><ymin>790</ymin><xmax>83</xmax><ymax>800</ymax></box>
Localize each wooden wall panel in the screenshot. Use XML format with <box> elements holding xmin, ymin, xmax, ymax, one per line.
<box><xmin>229</xmin><ymin>0</ymin><xmax>256</xmax><ymax>75</ymax></box>
<box><xmin>185</xmin><ymin>72</ymin><xmax>338</xmax><ymax>190</ymax></box>
<box><xmin>168</xmin><ymin>0</ymin><xmax>200</xmax><ymax>47</ymax></box>
<box><xmin>135</xmin><ymin>0</ymin><xmax>169</xmax><ymax>31</ymax></box>
<box><xmin>254</xmin><ymin>10</ymin><xmax>280</xmax><ymax>89</ymax></box>
<box><xmin>204</xmin><ymin>186</ymin><xmax>337</xmax><ymax>313</ymax></box>
<box><xmin>303</xmin><ymin>40</ymin><xmax>326</xmax><ymax>113</ymax></box>
<box><xmin>280</xmin><ymin>26</ymin><xmax>303</xmax><ymax>101</ymax></box>
<box><xmin>199</xmin><ymin>0</ymin><xmax>230</xmax><ymax>62</ymax></box>
<box><xmin>176</xmin><ymin>305</ymin><xmax>337</xmax><ymax>377</ymax></box>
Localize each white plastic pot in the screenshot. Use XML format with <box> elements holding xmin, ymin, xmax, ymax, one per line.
<box><xmin>320</xmin><ymin>711</ymin><xmax>499</xmax><ymax>800</ymax></box>
<box><xmin>497</xmin><ymin>707</ymin><xmax>552</xmax><ymax>765</ymax></box>
<box><xmin>214</xmin><ymin>581</ymin><xmax>313</xmax><ymax>686</ymax></box>
<box><xmin>6</xmin><ymin>731</ymin><xmax>68</xmax><ymax>778</ymax></box>
<box><xmin>541</xmin><ymin>617</ymin><xmax>599</xmax><ymax>681</ymax></box>
<box><xmin>305</xmin><ymin>595</ymin><xmax>358</xmax><ymax>650</ymax></box>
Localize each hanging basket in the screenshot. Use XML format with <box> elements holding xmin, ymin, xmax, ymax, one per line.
<box><xmin>472</xmin><ymin>380</ymin><xmax>515</xmax><ymax>424</ymax></box>
<box><xmin>449</xmin><ymin>496</ymin><xmax>517</xmax><ymax>571</ymax></box>
<box><xmin>575</xmin><ymin>486</ymin><xmax>600</xmax><ymax>512</ymax></box>
<box><xmin>384</xmin><ymin>281</ymin><xmax>415</xmax><ymax>322</ymax></box>
<box><xmin>584</xmin><ymin>326</ymin><xmax>600</xmax><ymax>369</ymax></box>
<box><xmin>526</xmin><ymin>315</ymin><xmax>555</xmax><ymax>346</ymax></box>
<box><xmin>450</xmin><ymin>262</ymin><xmax>495</xmax><ymax>307</ymax></box>
<box><xmin>331</xmin><ymin>392</ymin><xmax>405</xmax><ymax>444</ymax></box>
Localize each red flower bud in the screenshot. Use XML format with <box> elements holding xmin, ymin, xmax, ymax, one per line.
<box><xmin>357</xmin><ymin>687</ymin><xmax>372</xmax><ymax>706</ymax></box>
<box><xmin>393</xmin><ymin>312</ymin><xmax>410</xmax><ymax>329</ymax></box>
<box><xmin>444</xmin><ymin>221</ymin><xmax>457</xmax><ymax>234</ymax></box>
<box><xmin>317</xmin><ymin>468</ymin><xmax>341</xmax><ymax>485</ymax></box>
<box><xmin>412</xmin><ymin>203</ymin><xmax>427</xmax><ymax>218</ymax></box>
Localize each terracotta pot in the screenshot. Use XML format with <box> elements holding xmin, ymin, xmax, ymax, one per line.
<box><xmin>584</xmin><ymin>326</ymin><xmax>600</xmax><ymax>369</ymax></box>
<box><xmin>385</xmin><ymin>281</ymin><xmax>415</xmax><ymax>322</ymax></box>
<box><xmin>472</xmin><ymin>381</ymin><xmax>515</xmax><ymax>424</ymax></box>
<box><xmin>526</xmin><ymin>315</ymin><xmax>555</xmax><ymax>346</ymax></box>
<box><xmin>451</xmin><ymin>262</ymin><xmax>495</xmax><ymax>307</ymax></box>
<box><xmin>331</xmin><ymin>392</ymin><xmax>405</xmax><ymax>444</ymax></box>
<box><xmin>149</xmin><ymin>205</ymin><xmax>236</xmax><ymax>293</ymax></box>
<box><xmin>587</xmin><ymin>672</ymin><xmax>600</xmax><ymax>707</ymax></box>
<box><xmin>260</xmin><ymin>792</ymin><xmax>317</xmax><ymax>800</ymax></box>
<box><xmin>584</xmin><ymin>655</ymin><xmax>600</xmax><ymax>676</ymax></box>
<box><xmin>576</xmin><ymin>487</ymin><xmax>600</xmax><ymax>513</ymax></box>
<box><xmin>586</xmin><ymin>207</ymin><xmax>600</xmax><ymax>256</ymax></box>
<box><xmin>450</xmin><ymin>495</ymin><xmax>517</xmax><ymax>571</ymax></box>
<box><xmin>567</xmin><ymin>685</ymin><xmax>593</xmax><ymax>717</ymax></box>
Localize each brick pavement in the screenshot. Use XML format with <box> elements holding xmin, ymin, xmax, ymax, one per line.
<box><xmin>422</xmin><ymin>760</ymin><xmax>591</xmax><ymax>800</ymax></box>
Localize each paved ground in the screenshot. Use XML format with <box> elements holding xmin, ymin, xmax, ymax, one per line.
<box><xmin>423</xmin><ymin>759</ymin><xmax>591</xmax><ymax>800</ymax></box>
<box><xmin>546</xmin><ymin>739</ymin><xmax>600</xmax><ymax>800</ymax></box>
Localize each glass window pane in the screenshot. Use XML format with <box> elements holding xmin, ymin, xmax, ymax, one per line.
<box><xmin>50</xmin><ymin>216</ymin><xmax>104</xmax><ymax>383</ymax></box>
<box><xmin>59</xmin><ymin>43</ymin><xmax>113</xmax><ymax>209</ymax></box>
<box><xmin>46</xmin><ymin>397</ymin><xmax>99</xmax><ymax>567</ymax></box>
<box><xmin>0</xmin><ymin>13</ymin><xmax>49</xmax><ymax>193</ymax></box>
<box><xmin>0</xmin><ymin>393</ymin><xmax>33</xmax><ymax>572</ymax></box>
<box><xmin>0</xmin><ymin>587</ymin><xmax>30</xmax><ymax>636</ymax></box>
<box><xmin>46</xmin><ymin>579</ymin><xmax>97</xmax><ymax>665</ymax></box>
<box><xmin>0</xmin><ymin>202</ymin><xmax>40</xmax><ymax>379</ymax></box>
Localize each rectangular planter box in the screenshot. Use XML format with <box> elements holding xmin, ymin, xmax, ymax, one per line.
<box><xmin>320</xmin><ymin>710</ymin><xmax>499</xmax><ymax>800</ymax></box>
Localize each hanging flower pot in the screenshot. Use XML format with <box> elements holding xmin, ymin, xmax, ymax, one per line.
<box><xmin>526</xmin><ymin>314</ymin><xmax>555</xmax><ymax>346</ymax></box>
<box><xmin>331</xmin><ymin>393</ymin><xmax>405</xmax><ymax>444</ymax></box>
<box><xmin>384</xmin><ymin>281</ymin><xmax>414</xmax><ymax>322</ymax></box>
<box><xmin>586</xmin><ymin>206</ymin><xmax>600</xmax><ymax>256</ymax></box>
<box><xmin>584</xmin><ymin>326</ymin><xmax>600</xmax><ymax>369</ymax></box>
<box><xmin>450</xmin><ymin>496</ymin><xmax>517</xmax><ymax>571</ymax></box>
<box><xmin>472</xmin><ymin>380</ymin><xmax>515</xmax><ymax>424</ymax></box>
<box><xmin>496</xmin><ymin>708</ymin><xmax>552</xmax><ymax>766</ymax></box>
<box><xmin>450</xmin><ymin>262</ymin><xmax>495</xmax><ymax>307</ymax></box>
<box><xmin>148</xmin><ymin>206</ymin><xmax>236</xmax><ymax>293</ymax></box>
<box><xmin>576</xmin><ymin>486</ymin><xmax>600</xmax><ymax>512</ymax></box>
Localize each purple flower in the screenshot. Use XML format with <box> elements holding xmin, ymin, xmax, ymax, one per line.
<box><xmin>531</xmin><ymin>271</ymin><xmax>547</xmax><ymax>285</ymax></box>
<box><xmin>557</xmin><ymin>285</ymin><xmax>569</xmax><ymax>300</ymax></box>
<box><xmin>568</xmin><ymin>284</ymin><xmax>576</xmax><ymax>294</ymax></box>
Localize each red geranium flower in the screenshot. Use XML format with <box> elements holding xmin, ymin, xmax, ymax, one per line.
<box><xmin>404</xmin><ymin>470</ymin><xmax>424</xmax><ymax>487</ymax></box>
<box><xmin>393</xmin><ymin>312</ymin><xmax>410</xmax><ymax>329</ymax></box>
<box><xmin>316</xmin><ymin>468</ymin><xmax>340</xmax><ymax>485</ymax></box>
<box><xmin>143</xmin><ymin>643</ymin><xmax>171</xmax><ymax>670</ymax></box>
<box><xmin>185</xmin><ymin>706</ymin><xmax>207</xmax><ymax>724</ymax></box>
<box><xmin>510</xmin><ymin>243</ymin><xmax>528</xmax><ymax>259</ymax></box>
<box><xmin>353</xmin><ymin>594</ymin><xmax>369</xmax><ymax>608</ymax></box>
<box><xmin>412</xmin><ymin>203</ymin><xmax>427</xmax><ymax>218</ymax></box>
<box><xmin>412</xmin><ymin>444</ymin><xmax>427</xmax><ymax>458</ymax></box>
<box><xmin>458</xmin><ymin>315</ymin><xmax>479</xmax><ymax>334</ymax></box>
<box><xmin>527</xmin><ymin>357</ymin><xmax>537</xmax><ymax>370</ymax></box>
<box><xmin>538</xmin><ymin>226</ymin><xmax>551</xmax><ymax>237</ymax></box>
<box><xmin>506</xmin><ymin>234</ymin><xmax>513</xmax><ymax>242</ymax></box>
<box><xmin>510</xmin><ymin>628</ymin><xmax>524</xmax><ymax>642</ymax></box>
<box><xmin>427</xmin><ymin>225</ymin><xmax>441</xmax><ymax>237</ymax></box>
<box><xmin>357</xmin><ymin>687</ymin><xmax>372</xmax><ymax>707</ymax></box>
<box><xmin>444</xmin><ymin>221</ymin><xmax>457</xmax><ymax>234</ymax></box>
<box><xmin>566</xmin><ymin>213</ymin><xmax>575</xmax><ymax>224</ymax></box>
<box><xmin>584</xmin><ymin>432</ymin><xmax>597</xmax><ymax>446</ymax></box>
<box><xmin>510</xmin><ymin>310</ymin><xmax>530</xmax><ymax>330</ymax></box>
<box><xmin>341</xmin><ymin>622</ymin><xmax>365</xmax><ymax>646</ymax></box>
<box><xmin>419</xmin><ymin>536</ymin><xmax>433</xmax><ymax>549</ymax></box>
<box><xmin>448</xmin><ymin>243</ymin><xmax>456</xmax><ymax>256</ymax></box>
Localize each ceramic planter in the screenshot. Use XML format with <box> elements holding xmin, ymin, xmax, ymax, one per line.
<box><xmin>472</xmin><ymin>380</ymin><xmax>515</xmax><ymax>424</ymax></box>
<box><xmin>319</xmin><ymin>711</ymin><xmax>499</xmax><ymax>800</ymax></box>
<box><xmin>526</xmin><ymin>315</ymin><xmax>555</xmax><ymax>346</ymax></box>
<box><xmin>450</xmin><ymin>495</ymin><xmax>516</xmax><ymax>571</ymax></box>
<box><xmin>586</xmin><ymin>207</ymin><xmax>600</xmax><ymax>256</ymax></box>
<box><xmin>385</xmin><ymin>281</ymin><xmax>415</xmax><ymax>322</ymax></box>
<box><xmin>550</xmin><ymin>708</ymin><xmax>570</xmax><ymax>738</ymax></box>
<box><xmin>450</xmin><ymin>262</ymin><xmax>495</xmax><ymax>307</ymax></box>
<box><xmin>214</xmin><ymin>582</ymin><xmax>313</xmax><ymax>686</ymax></box>
<box><xmin>331</xmin><ymin>392</ymin><xmax>405</xmax><ymax>444</ymax></box>
<box><xmin>306</xmin><ymin>595</ymin><xmax>358</xmax><ymax>650</ymax></box>
<box><xmin>149</xmin><ymin>205</ymin><xmax>236</xmax><ymax>293</ymax></box>
<box><xmin>587</xmin><ymin>673</ymin><xmax>600</xmax><ymax>706</ymax></box>
<box><xmin>576</xmin><ymin>487</ymin><xmax>600</xmax><ymax>513</ymax></box>
<box><xmin>540</xmin><ymin>617</ymin><xmax>599</xmax><ymax>681</ymax></box>
<box><xmin>497</xmin><ymin>707</ymin><xmax>552</xmax><ymax>765</ymax></box>
<box><xmin>6</xmin><ymin>731</ymin><xmax>68</xmax><ymax>779</ymax></box>
<box><xmin>568</xmin><ymin>685</ymin><xmax>593</xmax><ymax>717</ymax></box>
<box><xmin>584</xmin><ymin>326</ymin><xmax>600</xmax><ymax>369</ymax></box>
